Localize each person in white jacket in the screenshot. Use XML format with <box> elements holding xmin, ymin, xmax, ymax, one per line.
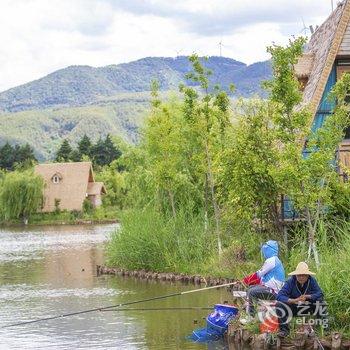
<box><xmin>242</xmin><ymin>240</ymin><xmax>285</xmax><ymax>316</ymax></box>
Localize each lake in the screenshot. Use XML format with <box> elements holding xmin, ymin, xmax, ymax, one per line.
<box><xmin>0</xmin><ymin>224</ymin><xmax>231</xmax><ymax>349</ymax></box>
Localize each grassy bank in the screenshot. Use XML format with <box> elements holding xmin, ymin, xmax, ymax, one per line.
<box><xmin>286</xmin><ymin>222</ymin><xmax>350</xmax><ymax>334</ymax></box>
<box><xmin>106</xmin><ymin>211</ymin><xmax>350</xmax><ymax>334</ymax></box>
<box><xmin>107</xmin><ymin>208</ymin><xmax>219</xmax><ymax>274</ymax></box>
<box><xmin>0</xmin><ymin>206</ymin><xmax>119</xmax><ymax>226</ymax></box>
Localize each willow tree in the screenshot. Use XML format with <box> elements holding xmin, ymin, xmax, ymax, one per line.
<box><xmin>0</xmin><ymin>170</ymin><xmax>44</xmax><ymax>223</ymax></box>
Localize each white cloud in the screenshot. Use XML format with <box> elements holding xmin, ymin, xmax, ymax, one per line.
<box><xmin>0</xmin><ymin>0</ymin><xmax>334</xmax><ymax>91</ymax></box>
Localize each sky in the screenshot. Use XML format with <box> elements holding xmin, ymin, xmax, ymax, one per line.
<box><xmin>0</xmin><ymin>0</ymin><xmax>336</xmax><ymax>92</ymax></box>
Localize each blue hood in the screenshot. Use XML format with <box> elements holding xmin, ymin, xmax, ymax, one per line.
<box><xmin>261</xmin><ymin>240</ymin><xmax>279</xmax><ymax>259</ymax></box>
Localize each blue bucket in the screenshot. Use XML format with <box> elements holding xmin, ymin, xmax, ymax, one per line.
<box><xmin>207</xmin><ymin>304</ymin><xmax>239</xmax><ymax>333</ymax></box>
<box><xmin>190</xmin><ymin>304</ymin><xmax>239</xmax><ymax>342</ymax></box>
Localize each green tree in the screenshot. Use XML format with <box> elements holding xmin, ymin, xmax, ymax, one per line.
<box><xmin>78</xmin><ymin>134</ymin><xmax>92</xmax><ymax>158</ymax></box>
<box><xmin>179</xmin><ymin>54</ymin><xmax>232</xmax><ymax>254</ymax></box>
<box><xmin>70</xmin><ymin>149</ymin><xmax>82</xmax><ymax>162</ymax></box>
<box><xmin>55</xmin><ymin>139</ymin><xmax>72</xmax><ymax>162</ymax></box>
<box><xmin>144</xmin><ymin>92</ymin><xmax>189</xmax><ymax>217</ymax></box>
<box><xmin>0</xmin><ymin>143</ymin><xmax>15</xmax><ymax>170</ymax></box>
<box><xmin>91</xmin><ymin>138</ymin><xmax>107</xmax><ymax>167</ymax></box>
<box><xmin>14</xmin><ymin>143</ymin><xmax>37</xmax><ymax>169</ymax></box>
<box><xmin>0</xmin><ymin>170</ymin><xmax>44</xmax><ymax>223</ymax></box>
<box><xmin>104</xmin><ymin>134</ymin><xmax>122</xmax><ymax>165</ymax></box>
<box><xmin>219</xmin><ymin>99</ymin><xmax>280</xmax><ymax>233</ymax></box>
<box><xmin>91</xmin><ymin>135</ymin><xmax>122</xmax><ymax>167</ymax></box>
<box><xmin>97</xmin><ymin>160</ymin><xmax>127</xmax><ymax>208</ymax></box>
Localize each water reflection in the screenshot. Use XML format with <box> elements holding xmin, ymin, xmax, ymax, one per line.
<box><xmin>0</xmin><ymin>224</ymin><xmax>230</xmax><ymax>349</ymax></box>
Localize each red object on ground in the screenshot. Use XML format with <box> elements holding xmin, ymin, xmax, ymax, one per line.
<box><xmin>243</xmin><ymin>272</ymin><xmax>261</xmax><ymax>286</ymax></box>
<box><xmin>259</xmin><ymin>315</ymin><xmax>279</xmax><ymax>333</ymax></box>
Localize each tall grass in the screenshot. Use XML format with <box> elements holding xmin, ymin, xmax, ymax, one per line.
<box><xmin>107</xmin><ymin>209</ymin><xmax>350</xmax><ymax>333</ymax></box>
<box><xmin>106</xmin><ymin>208</ymin><xmax>217</xmax><ymax>273</ymax></box>
<box><xmin>287</xmin><ymin>219</ymin><xmax>350</xmax><ymax>334</ymax></box>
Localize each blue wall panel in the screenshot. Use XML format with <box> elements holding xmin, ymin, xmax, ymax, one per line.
<box><xmin>283</xmin><ymin>64</ymin><xmax>337</xmax><ymax>219</ymax></box>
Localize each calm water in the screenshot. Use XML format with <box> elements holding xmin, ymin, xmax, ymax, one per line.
<box><xmin>0</xmin><ymin>224</ymin><xmax>231</xmax><ymax>349</ymax></box>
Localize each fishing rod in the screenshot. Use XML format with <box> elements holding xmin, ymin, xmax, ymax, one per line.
<box><xmin>100</xmin><ymin>307</ymin><xmax>213</xmax><ymax>312</ymax></box>
<box><xmin>2</xmin><ymin>281</ymin><xmax>238</xmax><ymax>329</ymax></box>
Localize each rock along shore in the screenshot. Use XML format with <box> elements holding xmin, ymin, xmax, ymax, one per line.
<box><xmin>96</xmin><ymin>265</ymin><xmax>236</xmax><ymax>286</ymax></box>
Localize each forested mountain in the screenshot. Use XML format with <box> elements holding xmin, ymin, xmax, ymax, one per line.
<box><xmin>0</xmin><ymin>56</ymin><xmax>271</xmax><ymax>160</ymax></box>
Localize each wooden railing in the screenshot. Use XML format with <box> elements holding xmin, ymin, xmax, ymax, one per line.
<box><xmin>337</xmin><ymin>140</ymin><xmax>350</xmax><ymax>182</ymax></box>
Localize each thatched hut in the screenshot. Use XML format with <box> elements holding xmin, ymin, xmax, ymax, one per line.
<box><xmin>34</xmin><ymin>161</ymin><xmax>106</xmax><ymax>212</ymax></box>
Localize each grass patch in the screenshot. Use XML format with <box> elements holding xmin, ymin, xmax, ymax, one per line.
<box><xmin>287</xmin><ymin>220</ymin><xmax>350</xmax><ymax>334</ymax></box>
<box><xmin>0</xmin><ymin>205</ymin><xmax>118</xmax><ymax>226</ymax></box>
<box><xmin>106</xmin><ymin>208</ymin><xmax>219</xmax><ymax>274</ymax></box>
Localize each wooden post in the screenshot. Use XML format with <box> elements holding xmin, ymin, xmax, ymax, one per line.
<box><xmin>294</xmin><ymin>331</ymin><xmax>307</xmax><ymax>349</ymax></box>
<box><xmin>331</xmin><ymin>332</ymin><xmax>342</xmax><ymax>350</ymax></box>
<box><xmin>283</xmin><ymin>225</ymin><xmax>288</xmax><ymax>247</ymax></box>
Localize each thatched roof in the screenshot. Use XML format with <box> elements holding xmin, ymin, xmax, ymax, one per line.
<box><xmin>34</xmin><ymin>161</ymin><xmax>102</xmax><ymax>212</ymax></box>
<box><xmin>301</xmin><ymin>0</ymin><xmax>350</xmax><ymax>121</ymax></box>
<box><xmin>294</xmin><ymin>53</ymin><xmax>315</xmax><ymax>78</ymax></box>
<box><xmin>87</xmin><ymin>182</ymin><xmax>106</xmax><ymax>195</ymax></box>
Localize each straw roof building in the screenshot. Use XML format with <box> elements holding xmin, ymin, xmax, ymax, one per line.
<box><xmin>34</xmin><ymin>162</ymin><xmax>106</xmax><ymax>212</ymax></box>
<box><xmin>282</xmin><ymin>1</ymin><xmax>350</xmax><ymax>219</ymax></box>
<box><xmin>294</xmin><ymin>0</ymin><xmax>350</xmax><ymax>178</ymax></box>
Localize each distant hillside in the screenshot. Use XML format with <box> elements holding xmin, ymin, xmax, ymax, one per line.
<box><xmin>0</xmin><ymin>56</ymin><xmax>271</xmax><ymax>113</ymax></box>
<box><xmin>0</xmin><ymin>56</ymin><xmax>272</xmax><ymax>160</ymax></box>
<box><xmin>0</xmin><ymin>93</ymin><xmax>150</xmax><ymax>160</ymax></box>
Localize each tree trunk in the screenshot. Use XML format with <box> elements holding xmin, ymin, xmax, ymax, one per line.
<box><xmin>270</xmin><ymin>199</ymin><xmax>284</xmax><ymax>236</ymax></box>
<box><xmin>205</xmin><ymin>142</ymin><xmax>222</xmax><ymax>255</ymax></box>
<box><xmin>305</xmin><ymin>207</ymin><xmax>320</xmax><ymax>269</ymax></box>
<box><xmin>204</xmin><ymin>174</ymin><xmax>209</xmax><ymax>232</ymax></box>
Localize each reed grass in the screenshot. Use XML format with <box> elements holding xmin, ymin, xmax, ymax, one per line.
<box><xmin>106</xmin><ymin>208</ymin><xmax>217</xmax><ymax>273</ymax></box>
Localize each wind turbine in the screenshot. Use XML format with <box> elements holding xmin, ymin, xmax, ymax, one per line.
<box><xmin>300</xmin><ymin>17</ymin><xmax>309</xmax><ymax>36</ymax></box>
<box><xmin>218</xmin><ymin>39</ymin><xmax>232</xmax><ymax>57</ymax></box>
<box><xmin>174</xmin><ymin>49</ymin><xmax>183</xmax><ymax>57</ymax></box>
<box><xmin>299</xmin><ymin>17</ymin><xmax>315</xmax><ymax>36</ymax></box>
<box><xmin>219</xmin><ymin>40</ymin><xmax>223</xmax><ymax>57</ymax></box>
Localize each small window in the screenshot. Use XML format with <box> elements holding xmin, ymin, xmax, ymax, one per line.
<box><xmin>51</xmin><ymin>172</ymin><xmax>62</xmax><ymax>184</ymax></box>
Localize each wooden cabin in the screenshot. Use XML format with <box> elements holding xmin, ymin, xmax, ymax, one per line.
<box><xmin>34</xmin><ymin>161</ymin><xmax>106</xmax><ymax>212</ymax></box>
<box><xmin>294</xmin><ymin>0</ymin><xmax>350</xmax><ymax>179</ymax></box>
<box><xmin>283</xmin><ymin>1</ymin><xmax>350</xmax><ymax>219</ymax></box>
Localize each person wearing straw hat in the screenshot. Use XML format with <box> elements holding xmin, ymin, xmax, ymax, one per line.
<box><xmin>275</xmin><ymin>262</ymin><xmax>327</xmax><ymax>337</ymax></box>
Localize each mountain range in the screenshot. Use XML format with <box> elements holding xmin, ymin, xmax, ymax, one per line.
<box><xmin>0</xmin><ymin>56</ymin><xmax>272</xmax><ymax>160</ymax></box>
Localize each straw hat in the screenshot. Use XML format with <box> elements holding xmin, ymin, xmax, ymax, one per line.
<box><xmin>288</xmin><ymin>262</ymin><xmax>316</xmax><ymax>276</ymax></box>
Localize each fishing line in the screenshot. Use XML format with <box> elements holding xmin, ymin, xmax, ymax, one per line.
<box><xmin>2</xmin><ymin>281</ymin><xmax>238</xmax><ymax>329</ymax></box>
<box><xmin>100</xmin><ymin>307</ymin><xmax>213</xmax><ymax>312</ymax></box>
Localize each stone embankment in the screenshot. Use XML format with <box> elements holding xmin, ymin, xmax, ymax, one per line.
<box><xmin>96</xmin><ymin>265</ymin><xmax>236</xmax><ymax>286</ymax></box>
<box><xmin>226</xmin><ymin>325</ymin><xmax>350</xmax><ymax>350</ymax></box>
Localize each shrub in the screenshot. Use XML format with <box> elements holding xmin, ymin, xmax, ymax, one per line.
<box><xmin>82</xmin><ymin>198</ymin><xmax>94</xmax><ymax>214</ymax></box>
<box><xmin>0</xmin><ymin>170</ymin><xmax>44</xmax><ymax>222</ymax></box>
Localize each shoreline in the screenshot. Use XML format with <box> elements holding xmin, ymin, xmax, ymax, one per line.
<box><xmin>225</xmin><ymin>325</ymin><xmax>350</xmax><ymax>350</ymax></box>
<box><xmin>98</xmin><ymin>265</ymin><xmax>350</xmax><ymax>348</ymax></box>
<box><xmin>96</xmin><ymin>265</ymin><xmax>236</xmax><ymax>286</ymax></box>
<box><xmin>0</xmin><ymin>218</ymin><xmax>118</xmax><ymax>228</ymax></box>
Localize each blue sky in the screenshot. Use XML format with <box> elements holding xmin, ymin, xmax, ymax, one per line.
<box><xmin>0</xmin><ymin>0</ymin><xmax>335</xmax><ymax>91</ymax></box>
